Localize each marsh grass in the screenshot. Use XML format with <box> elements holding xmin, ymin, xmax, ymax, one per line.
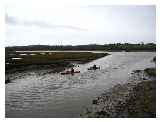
<box><xmin>6</xmin><ymin>52</ymin><xmax>108</xmax><ymax>70</ymax></box>
<box><xmin>144</xmin><ymin>68</ymin><xmax>156</xmax><ymax>77</ymax></box>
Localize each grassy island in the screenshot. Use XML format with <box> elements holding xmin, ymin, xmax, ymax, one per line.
<box><xmin>6</xmin><ymin>51</ymin><xmax>109</xmax><ymax>71</ymax></box>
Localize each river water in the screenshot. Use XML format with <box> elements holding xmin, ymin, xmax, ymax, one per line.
<box><xmin>5</xmin><ymin>52</ymin><xmax>155</xmax><ymax>117</ymax></box>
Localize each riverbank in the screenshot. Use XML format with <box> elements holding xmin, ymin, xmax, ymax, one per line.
<box><xmin>81</xmin><ymin>67</ymin><xmax>156</xmax><ymax>118</ymax></box>
<box><xmin>6</xmin><ymin>51</ymin><xmax>109</xmax><ymax>72</ymax></box>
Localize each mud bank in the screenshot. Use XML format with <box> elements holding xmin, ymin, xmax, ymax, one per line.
<box><xmin>81</xmin><ymin>68</ymin><xmax>156</xmax><ymax>118</ymax></box>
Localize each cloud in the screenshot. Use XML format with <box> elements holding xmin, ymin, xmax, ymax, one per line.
<box><xmin>5</xmin><ymin>14</ymin><xmax>18</xmax><ymax>24</ymax></box>
<box><xmin>5</xmin><ymin>14</ymin><xmax>88</xmax><ymax>31</ymax></box>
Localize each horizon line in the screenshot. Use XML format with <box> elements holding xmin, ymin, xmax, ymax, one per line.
<box><xmin>5</xmin><ymin>42</ymin><xmax>156</xmax><ymax>47</ymax></box>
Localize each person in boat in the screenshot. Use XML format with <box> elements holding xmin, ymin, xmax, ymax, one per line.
<box><xmin>71</xmin><ymin>67</ymin><xmax>74</xmax><ymax>74</ymax></box>
<box><xmin>93</xmin><ymin>64</ymin><xmax>97</xmax><ymax>70</ymax></box>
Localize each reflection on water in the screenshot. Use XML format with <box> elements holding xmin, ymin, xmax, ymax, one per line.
<box><xmin>5</xmin><ymin>52</ymin><xmax>155</xmax><ymax>117</ymax></box>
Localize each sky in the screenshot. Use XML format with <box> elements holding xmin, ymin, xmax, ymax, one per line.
<box><xmin>5</xmin><ymin>0</ymin><xmax>156</xmax><ymax>46</ymax></box>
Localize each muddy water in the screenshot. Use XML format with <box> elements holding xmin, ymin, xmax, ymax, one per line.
<box><xmin>5</xmin><ymin>52</ymin><xmax>155</xmax><ymax>117</ymax></box>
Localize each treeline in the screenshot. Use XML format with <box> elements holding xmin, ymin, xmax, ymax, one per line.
<box><xmin>6</xmin><ymin>43</ymin><xmax>156</xmax><ymax>52</ymax></box>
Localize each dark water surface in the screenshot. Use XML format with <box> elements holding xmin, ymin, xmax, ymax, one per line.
<box><xmin>5</xmin><ymin>52</ymin><xmax>155</xmax><ymax>117</ymax></box>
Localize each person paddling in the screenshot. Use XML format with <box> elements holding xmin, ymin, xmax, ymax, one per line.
<box><xmin>71</xmin><ymin>67</ymin><xmax>74</xmax><ymax>74</ymax></box>
<box><xmin>93</xmin><ymin>64</ymin><xmax>97</xmax><ymax>70</ymax></box>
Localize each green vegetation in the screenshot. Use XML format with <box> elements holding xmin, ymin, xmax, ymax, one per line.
<box><xmin>6</xmin><ymin>51</ymin><xmax>108</xmax><ymax>70</ymax></box>
<box><xmin>6</xmin><ymin>43</ymin><xmax>156</xmax><ymax>52</ymax></box>
<box><xmin>144</xmin><ymin>68</ymin><xmax>156</xmax><ymax>77</ymax></box>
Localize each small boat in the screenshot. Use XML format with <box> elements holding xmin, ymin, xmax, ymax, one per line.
<box><xmin>87</xmin><ymin>67</ymin><xmax>100</xmax><ymax>70</ymax></box>
<box><xmin>61</xmin><ymin>71</ymin><xmax>80</xmax><ymax>75</ymax></box>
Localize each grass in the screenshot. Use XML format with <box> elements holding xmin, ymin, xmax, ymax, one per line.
<box><xmin>144</xmin><ymin>68</ymin><xmax>156</xmax><ymax>77</ymax></box>
<box><xmin>6</xmin><ymin>51</ymin><xmax>109</xmax><ymax>70</ymax></box>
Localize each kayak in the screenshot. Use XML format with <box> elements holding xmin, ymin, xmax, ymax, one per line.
<box><xmin>87</xmin><ymin>67</ymin><xmax>100</xmax><ymax>70</ymax></box>
<box><xmin>61</xmin><ymin>71</ymin><xmax>80</xmax><ymax>75</ymax></box>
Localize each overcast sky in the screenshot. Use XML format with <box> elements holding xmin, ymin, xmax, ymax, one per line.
<box><xmin>5</xmin><ymin>0</ymin><xmax>156</xmax><ymax>46</ymax></box>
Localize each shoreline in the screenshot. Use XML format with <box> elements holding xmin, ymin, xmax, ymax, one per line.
<box><xmin>81</xmin><ymin>67</ymin><xmax>156</xmax><ymax>118</ymax></box>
